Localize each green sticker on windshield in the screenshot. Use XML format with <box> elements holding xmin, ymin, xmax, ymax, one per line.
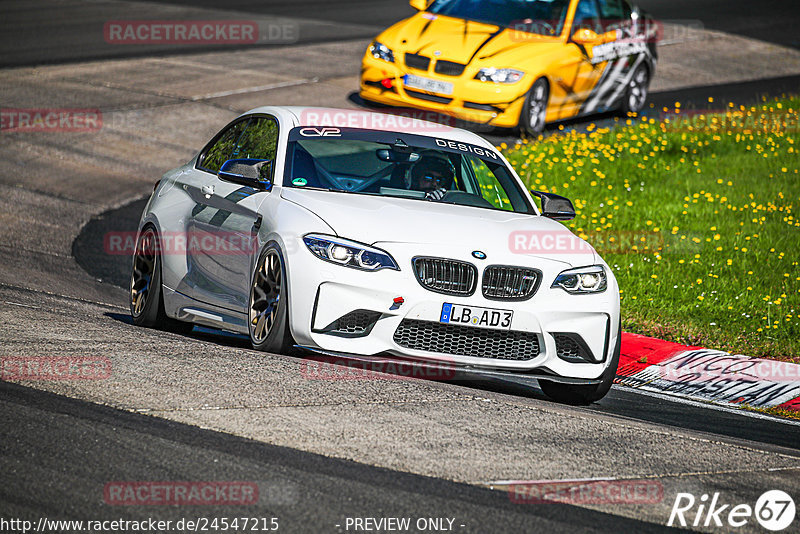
<box><xmin>292</xmin><ymin>178</ymin><xmax>308</xmax><ymax>187</ymax></box>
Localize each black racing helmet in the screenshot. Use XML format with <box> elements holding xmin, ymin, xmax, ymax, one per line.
<box><xmin>410</xmin><ymin>153</ymin><xmax>455</xmax><ymax>190</ymax></box>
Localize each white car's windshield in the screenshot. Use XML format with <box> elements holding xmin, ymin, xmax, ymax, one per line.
<box><xmin>427</xmin><ymin>0</ymin><xmax>572</xmax><ymax>37</ymax></box>
<box><xmin>284</xmin><ymin>128</ymin><xmax>533</xmax><ymax>214</ymax></box>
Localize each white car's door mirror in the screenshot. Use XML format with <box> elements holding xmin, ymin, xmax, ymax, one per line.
<box><xmin>218</xmin><ymin>159</ymin><xmax>273</xmax><ymax>191</ymax></box>
<box><xmin>531</xmin><ymin>190</ymin><xmax>576</xmax><ymax>220</ymax></box>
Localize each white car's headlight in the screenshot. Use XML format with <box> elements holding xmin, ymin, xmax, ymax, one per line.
<box><xmin>474</xmin><ymin>68</ymin><xmax>524</xmax><ymax>84</ymax></box>
<box><xmin>303</xmin><ymin>234</ymin><xmax>399</xmax><ymax>271</ymax></box>
<box><xmin>369</xmin><ymin>41</ymin><xmax>395</xmax><ymax>63</ymax></box>
<box><xmin>552</xmin><ymin>265</ymin><xmax>607</xmax><ymax>294</ymax></box>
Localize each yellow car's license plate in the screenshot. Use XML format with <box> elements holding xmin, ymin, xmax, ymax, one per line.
<box><xmin>403</xmin><ymin>74</ymin><xmax>454</xmax><ymax>95</ymax></box>
<box><xmin>440</xmin><ymin>303</ymin><xmax>513</xmax><ymax>330</ymax></box>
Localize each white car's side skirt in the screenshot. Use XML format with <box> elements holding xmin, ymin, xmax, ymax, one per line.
<box><xmin>164</xmin><ymin>286</ymin><xmax>249</xmax><ymax>335</ymax></box>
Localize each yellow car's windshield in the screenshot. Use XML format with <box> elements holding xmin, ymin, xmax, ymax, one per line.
<box><xmin>427</xmin><ymin>0</ymin><xmax>572</xmax><ymax>37</ymax></box>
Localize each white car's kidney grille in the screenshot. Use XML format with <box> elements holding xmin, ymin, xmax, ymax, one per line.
<box><xmin>482</xmin><ymin>266</ymin><xmax>541</xmax><ymax>300</ymax></box>
<box><xmin>413</xmin><ymin>257</ymin><xmax>477</xmax><ymax>296</ymax></box>
<box><xmin>393</xmin><ymin>319</ymin><xmax>540</xmax><ymax>360</ymax></box>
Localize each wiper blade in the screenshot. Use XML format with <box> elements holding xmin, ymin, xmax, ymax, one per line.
<box><xmin>294</xmin><ymin>185</ymin><xmax>337</xmax><ymax>192</ymax></box>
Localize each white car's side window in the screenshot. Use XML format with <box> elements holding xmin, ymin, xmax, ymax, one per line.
<box><xmin>232</xmin><ymin>117</ymin><xmax>279</xmax><ymax>170</ymax></box>
<box><xmin>199</xmin><ymin>119</ymin><xmax>249</xmax><ymax>174</ymax></box>
<box><xmin>198</xmin><ymin>115</ymin><xmax>279</xmax><ymax>177</ymax></box>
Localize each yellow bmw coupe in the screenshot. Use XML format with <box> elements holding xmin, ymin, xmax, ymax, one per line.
<box><xmin>360</xmin><ymin>0</ymin><xmax>658</xmax><ymax>135</ymax></box>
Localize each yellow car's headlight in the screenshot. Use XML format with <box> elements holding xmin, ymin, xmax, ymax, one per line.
<box><xmin>474</xmin><ymin>68</ymin><xmax>525</xmax><ymax>84</ymax></box>
<box><xmin>369</xmin><ymin>41</ymin><xmax>395</xmax><ymax>63</ymax></box>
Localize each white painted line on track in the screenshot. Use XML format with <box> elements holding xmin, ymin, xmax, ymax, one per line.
<box><xmin>4</xmin><ymin>301</ymin><xmax>41</xmax><ymax>309</ymax></box>
<box><xmin>192</xmin><ymin>78</ymin><xmax>320</xmax><ymax>100</ymax></box>
<box><xmin>485</xmin><ymin>465</ymin><xmax>800</xmax><ymax>487</ymax></box>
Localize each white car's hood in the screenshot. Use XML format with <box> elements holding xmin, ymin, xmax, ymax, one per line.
<box><xmin>280</xmin><ymin>188</ymin><xmax>597</xmax><ymax>267</ymax></box>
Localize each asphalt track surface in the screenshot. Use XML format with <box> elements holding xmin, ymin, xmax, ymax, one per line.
<box><xmin>2</xmin><ymin>381</ymin><xmax>681</xmax><ymax>534</ymax></box>
<box><xmin>149</xmin><ymin>0</ymin><xmax>800</xmax><ymax>48</ymax></box>
<box><xmin>74</xmin><ymin>197</ymin><xmax>800</xmax><ymax>454</ymax></box>
<box><xmin>2</xmin><ymin>0</ymin><xmax>799</xmax><ymax>67</ymax></box>
<box><xmin>3</xmin><ymin>1</ymin><xmax>800</xmax><ymax>532</ymax></box>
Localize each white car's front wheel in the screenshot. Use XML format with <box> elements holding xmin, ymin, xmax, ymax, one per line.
<box><xmin>539</xmin><ymin>321</ymin><xmax>622</xmax><ymax>405</ymax></box>
<box><xmin>249</xmin><ymin>244</ymin><xmax>294</xmax><ymax>353</ymax></box>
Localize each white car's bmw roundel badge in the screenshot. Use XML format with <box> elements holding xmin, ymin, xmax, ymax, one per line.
<box><xmin>472</xmin><ymin>251</ymin><xmax>486</xmax><ymax>260</ymax></box>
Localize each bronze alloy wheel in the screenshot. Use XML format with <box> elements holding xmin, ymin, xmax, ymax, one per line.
<box><xmin>130</xmin><ymin>228</ymin><xmax>157</xmax><ymax>317</ymax></box>
<box><xmin>249</xmin><ymin>248</ymin><xmax>283</xmax><ymax>344</ymax></box>
<box><xmin>129</xmin><ymin>226</ymin><xmax>193</xmax><ymax>333</ymax></box>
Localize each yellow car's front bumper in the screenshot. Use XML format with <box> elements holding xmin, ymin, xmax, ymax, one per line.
<box><xmin>359</xmin><ymin>53</ymin><xmax>532</xmax><ymax>130</ymax></box>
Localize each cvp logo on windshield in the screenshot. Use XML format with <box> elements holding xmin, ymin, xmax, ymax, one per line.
<box><xmin>472</xmin><ymin>251</ymin><xmax>487</xmax><ymax>260</ymax></box>
<box><xmin>299</xmin><ymin>127</ymin><xmax>341</xmax><ymax>137</ymax></box>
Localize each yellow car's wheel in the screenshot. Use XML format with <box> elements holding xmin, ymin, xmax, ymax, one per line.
<box><xmin>621</xmin><ymin>64</ymin><xmax>649</xmax><ymax>115</ymax></box>
<box><xmin>520</xmin><ymin>78</ymin><xmax>549</xmax><ymax>136</ymax></box>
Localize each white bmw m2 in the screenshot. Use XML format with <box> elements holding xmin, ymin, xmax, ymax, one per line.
<box><xmin>130</xmin><ymin>107</ymin><xmax>621</xmax><ymax>404</ymax></box>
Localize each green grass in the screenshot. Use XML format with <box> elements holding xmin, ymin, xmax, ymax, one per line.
<box><xmin>502</xmin><ymin>97</ymin><xmax>800</xmax><ymax>362</ymax></box>
<box><xmin>741</xmin><ymin>403</ymin><xmax>800</xmax><ymax>421</ymax></box>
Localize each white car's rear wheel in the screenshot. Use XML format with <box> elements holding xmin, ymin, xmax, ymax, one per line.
<box><xmin>130</xmin><ymin>227</ymin><xmax>158</xmax><ymax>324</ymax></box>
<box><xmin>130</xmin><ymin>226</ymin><xmax>192</xmax><ymax>334</ymax></box>
<box><xmin>249</xmin><ymin>245</ymin><xmax>293</xmax><ymax>353</ymax></box>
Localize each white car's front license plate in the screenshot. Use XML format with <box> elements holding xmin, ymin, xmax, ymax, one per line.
<box><xmin>403</xmin><ymin>74</ymin><xmax>454</xmax><ymax>95</ymax></box>
<box><xmin>440</xmin><ymin>303</ymin><xmax>513</xmax><ymax>330</ymax></box>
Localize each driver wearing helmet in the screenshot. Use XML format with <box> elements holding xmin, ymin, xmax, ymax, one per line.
<box><xmin>410</xmin><ymin>154</ymin><xmax>454</xmax><ymax>201</ymax></box>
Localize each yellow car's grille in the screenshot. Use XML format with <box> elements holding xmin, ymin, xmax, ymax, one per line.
<box><xmin>404</xmin><ymin>89</ymin><xmax>453</xmax><ymax>104</ymax></box>
<box><xmin>434</xmin><ymin>60</ymin><xmax>466</xmax><ymax>77</ymax></box>
<box><xmin>405</xmin><ymin>53</ymin><xmax>430</xmax><ymax>71</ymax></box>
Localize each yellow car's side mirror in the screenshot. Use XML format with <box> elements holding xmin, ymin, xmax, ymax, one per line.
<box><xmin>409</xmin><ymin>0</ymin><xmax>429</xmax><ymax>11</ymax></box>
<box><xmin>571</xmin><ymin>28</ymin><xmax>601</xmax><ymax>45</ymax></box>
<box><xmin>572</xmin><ymin>28</ymin><xmax>620</xmax><ymax>45</ymax></box>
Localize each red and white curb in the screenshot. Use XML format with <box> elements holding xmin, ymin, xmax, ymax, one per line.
<box><xmin>616</xmin><ymin>333</ymin><xmax>800</xmax><ymax>413</ymax></box>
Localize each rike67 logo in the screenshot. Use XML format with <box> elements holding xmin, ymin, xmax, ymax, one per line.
<box><xmin>668</xmin><ymin>490</ymin><xmax>796</xmax><ymax>531</ymax></box>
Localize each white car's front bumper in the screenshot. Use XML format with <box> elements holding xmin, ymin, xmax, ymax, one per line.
<box><xmin>287</xmin><ymin>239</ymin><xmax>620</xmax><ymax>381</ymax></box>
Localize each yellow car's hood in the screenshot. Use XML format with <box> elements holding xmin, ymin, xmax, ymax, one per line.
<box><xmin>380</xmin><ymin>13</ymin><xmax>565</xmax><ymax>68</ymax></box>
